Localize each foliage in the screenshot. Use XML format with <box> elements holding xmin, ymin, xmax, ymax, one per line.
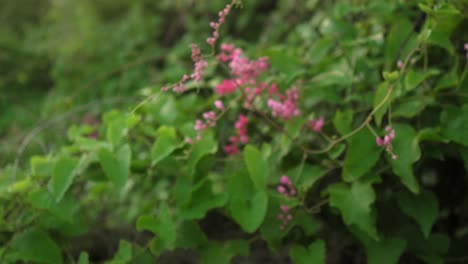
<box><xmin>1</xmin><ymin>0</ymin><xmax>468</xmax><ymax>263</ymax></box>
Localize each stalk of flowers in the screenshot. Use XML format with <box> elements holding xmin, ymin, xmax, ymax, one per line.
<box><xmin>207</xmin><ymin>4</ymin><xmax>232</xmax><ymax>48</ymax></box>
<box><xmin>376</xmin><ymin>126</ymin><xmax>398</xmax><ymax>159</ymax></box>
<box><xmin>163</xmin><ymin>2</ymin><xmax>237</xmax><ymax>94</ymax></box>
<box><xmin>224</xmin><ymin>114</ymin><xmax>249</xmax><ymax>155</ymax></box>
<box><xmin>277</xmin><ymin>175</ymin><xmax>296</xmax><ymax>231</ymax></box>
<box><xmin>162</xmin><ymin>44</ymin><xmax>208</xmax><ymax>93</ymax></box>
<box><xmin>186</xmin><ymin>101</ymin><xmax>226</xmax><ymax>144</ymax></box>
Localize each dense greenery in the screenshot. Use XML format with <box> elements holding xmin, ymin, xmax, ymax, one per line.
<box><xmin>1</xmin><ymin>0</ymin><xmax>468</xmax><ymax>263</ymax></box>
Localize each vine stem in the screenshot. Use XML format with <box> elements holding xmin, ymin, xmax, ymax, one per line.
<box><xmin>303</xmin><ymin>47</ymin><xmax>420</xmax><ymax>155</ymax></box>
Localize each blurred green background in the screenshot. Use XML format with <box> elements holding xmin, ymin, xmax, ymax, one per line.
<box><xmin>0</xmin><ymin>0</ymin><xmax>290</xmax><ymax>166</ymax></box>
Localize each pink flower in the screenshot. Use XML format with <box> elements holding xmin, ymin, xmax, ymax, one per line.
<box><xmin>309</xmin><ymin>117</ymin><xmax>325</xmax><ymax>132</ymax></box>
<box><xmin>224</xmin><ymin>144</ymin><xmax>238</xmax><ymax>156</ymax></box>
<box><xmin>397</xmin><ymin>60</ymin><xmax>404</xmax><ymax>69</ymax></box>
<box><xmin>280</xmin><ymin>175</ymin><xmax>291</xmax><ymax>185</ymax></box>
<box><xmin>376</xmin><ymin>126</ymin><xmax>398</xmax><ymax>159</ymax></box>
<box><xmin>216</xmin><ymin>79</ymin><xmax>237</xmax><ymax>96</ymax></box>
<box><xmin>214</xmin><ymin>100</ymin><xmax>224</xmax><ymax>110</ymax></box>
<box><xmin>189</xmin><ymin>44</ymin><xmax>208</xmax><ymax>82</ymax></box>
<box><xmin>376</xmin><ymin>137</ymin><xmax>384</xmax><ymax>146</ymax></box>
<box><xmin>194</xmin><ymin>119</ymin><xmax>206</xmax><ymax>131</ymax></box>
<box><xmin>277</xmin><ymin>186</ymin><xmax>286</xmax><ymax>194</ymax></box>
<box><xmin>267</xmin><ymin>87</ymin><xmax>301</xmax><ymax>120</ymax></box>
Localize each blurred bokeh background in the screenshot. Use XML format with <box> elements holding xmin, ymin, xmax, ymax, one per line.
<box><xmin>0</xmin><ymin>0</ymin><xmax>292</xmax><ymax>165</ymax></box>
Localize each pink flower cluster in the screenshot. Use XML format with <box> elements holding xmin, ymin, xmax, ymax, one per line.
<box><xmin>267</xmin><ymin>87</ymin><xmax>301</xmax><ymax>120</ymax></box>
<box><xmin>376</xmin><ymin>126</ymin><xmax>398</xmax><ymax>159</ymax></box>
<box><xmin>162</xmin><ymin>44</ymin><xmax>208</xmax><ymax>93</ymax></box>
<box><xmin>207</xmin><ymin>4</ymin><xmax>232</xmax><ymax>47</ymax></box>
<box><xmin>216</xmin><ymin>79</ymin><xmax>237</xmax><ymax>96</ymax></box>
<box><xmin>309</xmin><ymin>117</ymin><xmax>324</xmax><ymax>132</ymax></box>
<box><xmin>277</xmin><ymin>175</ymin><xmax>296</xmax><ymax>231</ymax></box>
<box><xmin>190</xmin><ymin>44</ymin><xmax>208</xmax><ymax>82</ymax></box>
<box><xmin>224</xmin><ymin>114</ymin><xmax>249</xmax><ymax>155</ymax></box>
<box><xmin>187</xmin><ymin>110</ymin><xmax>219</xmax><ymax>143</ymax></box>
<box><xmin>218</xmin><ymin>44</ymin><xmax>269</xmax><ymax>86</ymax></box>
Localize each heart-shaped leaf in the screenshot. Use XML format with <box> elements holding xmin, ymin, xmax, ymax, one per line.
<box><xmin>290</xmin><ymin>240</ymin><xmax>326</xmax><ymax>264</ymax></box>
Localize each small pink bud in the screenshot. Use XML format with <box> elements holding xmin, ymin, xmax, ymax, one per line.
<box><xmin>397</xmin><ymin>60</ymin><xmax>404</xmax><ymax>69</ymax></box>
<box><xmin>277</xmin><ymin>214</ymin><xmax>284</xmax><ymax>220</ymax></box>
<box><xmin>277</xmin><ymin>186</ymin><xmax>286</xmax><ymax>194</ymax></box>
<box><xmin>289</xmin><ymin>189</ymin><xmax>296</xmax><ymax>196</ymax></box>
<box><xmin>287</xmin><ymin>214</ymin><xmax>292</xmax><ymax>220</ymax></box>
<box><xmin>280</xmin><ymin>205</ymin><xmax>289</xmax><ymax>213</ymax></box>
<box><xmin>392</xmin><ymin>154</ymin><xmax>398</xmax><ymax>160</ymax></box>
<box><xmin>214</xmin><ymin>100</ymin><xmax>224</xmax><ymax>110</ymax></box>
<box><xmin>376</xmin><ymin>137</ymin><xmax>384</xmax><ymax>146</ymax></box>
<box><xmin>280</xmin><ymin>175</ymin><xmax>290</xmax><ymax>185</ymax></box>
<box><xmin>207</xmin><ymin>37</ymin><xmax>215</xmax><ymax>46</ymax></box>
<box><xmin>464</xmin><ymin>43</ymin><xmax>468</xmax><ymax>51</ymax></box>
<box><xmin>384</xmin><ymin>135</ymin><xmax>391</xmax><ymax>145</ymax></box>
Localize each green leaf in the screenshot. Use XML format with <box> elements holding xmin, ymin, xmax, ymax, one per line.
<box><xmin>103</xmin><ymin>111</ymin><xmax>139</xmax><ymax>147</ymax></box>
<box><xmin>384</xmin><ymin>17</ymin><xmax>414</xmax><ymax>68</ymax></box>
<box><xmin>49</xmin><ymin>155</ymin><xmax>79</xmax><ymax>202</ymax></box>
<box><xmin>388</xmin><ymin>124</ymin><xmax>421</xmax><ymax>193</ymax></box>
<box><xmin>228</xmin><ymin>169</ymin><xmax>269</xmax><ymax>233</ymax></box>
<box><xmin>343</xmin><ymin>129</ymin><xmax>382</xmax><ymax>181</ymax></box>
<box><xmin>440</xmin><ymin>105</ymin><xmax>468</xmax><ymax>146</ymax></box>
<box><xmin>230</xmin><ymin>191</ymin><xmax>268</xmax><ymax>233</ymax></box>
<box><xmin>244</xmin><ymin>145</ymin><xmax>268</xmax><ymax>190</ymax></box>
<box><xmin>397</xmin><ymin>190</ymin><xmax>438</xmax><ymax>238</ymax></box>
<box><xmin>290</xmin><ymin>240</ymin><xmax>326</xmax><ymax>264</ymax></box>
<box><xmin>288</xmin><ymin>164</ymin><xmax>325</xmax><ymax>191</ymax></box>
<box><xmin>333</xmin><ymin>109</ymin><xmax>353</xmax><ymax>136</ymax></box>
<box><xmin>97</xmin><ymin>144</ymin><xmax>131</xmax><ymax>189</ymax></box>
<box><xmin>151</xmin><ymin>126</ymin><xmax>179</xmax><ymax>166</ymax></box>
<box><xmin>136</xmin><ymin>203</ymin><xmax>176</xmax><ymax>249</ymax></box>
<box><xmin>6</xmin><ymin>228</ymin><xmax>62</xmax><ymax>264</ymax></box>
<box><xmin>392</xmin><ymin>96</ymin><xmax>434</xmax><ymax>118</ymax></box>
<box><xmin>175</xmin><ymin>221</ymin><xmax>208</xmax><ymax>249</ymax></box>
<box><xmin>187</xmin><ymin>132</ymin><xmax>217</xmax><ymax>177</ymax></box>
<box><xmin>435</xmin><ymin>70</ymin><xmax>458</xmax><ymax>91</ymax></box>
<box><xmin>179</xmin><ymin>179</ymin><xmax>228</xmax><ymax>220</ymax></box>
<box><xmin>365</xmin><ymin>237</ymin><xmax>406</xmax><ymax>264</ymax></box>
<box><xmin>310</xmin><ymin>70</ymin><xmax>350</xmax><ymax>87</ymax></box>
<box><xmin>383</xmin><ymin>71</ymin><xmax>399</xmax><ymax>82</ymax></box>
<box><xmin>200</xmin><ymin>240</ymin><xmax>249</xmax><ymax>264</ymax></box>
<box><xmin>421</xmin><ymin>4</ymin><xmax>462</xmax><ymax>54</ymax></box>
<box><xmin>28</xmin><ymin>189</ymin><xmax>75</xmax><ymax>223</ymax></box>
<box><xmin>328</xmin><ymin>182</ymin><xmax>378</xmax><ymax>240</ymax></box>
<box><xmin>404</xmin><ymin>69</ymin><xmax>440</xmax><ymax>92</ymax></box>
<box><xmin>30</xmin><ymin>156</ymin><xmax>54</xmax><ymax>178</ymax></box>
<box><xmin>106</xmin><ymin>240</ymin><xmax>132</xmax><ymax>264</ymax></box>
<box><xmin>263</xmin><ymin>47</ymin><xmax>303</xmax><ymax>75</ymax></box>
<box><xmin>309</xmin><ymin>36</ymin><xmax>334</xmax><ymax>65</ymax></box>
<box><xmin>78</xmin><ymin>252</ymin><xmax>89</xmax><ymax>264</ymax></box>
